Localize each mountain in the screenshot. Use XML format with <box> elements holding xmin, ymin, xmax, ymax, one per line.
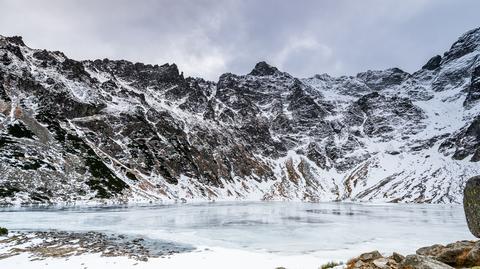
<box><xmin>0</xmin><ymin>28</ymin><xmax>479</xmax><ymax>205</ymax></box>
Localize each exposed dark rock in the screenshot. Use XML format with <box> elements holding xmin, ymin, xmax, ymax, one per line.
<box><xmin>465</xmin><ymin>65</ymin><xmax>480</xmax><ymax>107</ymax></box>
<box><xmin>346</xmin><ymin>92</ymin><xmax>425</xmax><ymax>138</ymax></box>
<box><xmin>249</xmin><ymin>61</ymin><xmax>279</xmax><ymax>76</ymax></box>
<box><xmin>61</xmin><ymin>58</ymin><xmax>93</xmax><ymax>82</ymax></box>
<box><xmin>287</xmin><ymin>81</ymin><xmax>328</xmax><ymax>120</ymax></box>
<box><xmin>305</xmin><ymin>142</ymin><xmax>329</xmax><ymax>170</ymax></box>
<box><xmin>1</xmin><ymin>53</ymin><xmax>11</xmax><ymax>66</ymax></box>
<box><xmin>443</xmin><ymin>27</ymin><xmax>480</xmax><ymax>63</ymax></box>
<box><xmin>5</xmin><ymin>36</ymin><xmax>25</xmax><ymax>46</ymax></box>
<box><xmin>7</xmin><ymin>122</ymin><xmax>36</xmax><ymax>139</ymax></box>
<box><xmin>439</xmin><ymin>117</ymin><xmax>480</xmax><ymax>162</ymax></box>
<box><xmin>422</xmin><ymin>55</ymin><xmax>442</xmax><ymax>70</ymax></box>
<box><xmin>4</xmin><ymin>44</ymin><xmax>24</xmax><ymax>61</ymax></box>
<box><xmin>464</xmin><ymin>176</ymin><xmax>480</xmax><ymax>238</ymax></box>
<box><xmin>356</xmin><ymin>68</ymin><xmax>410</xmax><ymax>91</ymax></box>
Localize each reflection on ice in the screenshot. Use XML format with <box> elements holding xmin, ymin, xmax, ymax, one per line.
<box><xmin>0</xmin><ymin>202</ymin><xmax>472</xmax><ymax>260</ymax></box>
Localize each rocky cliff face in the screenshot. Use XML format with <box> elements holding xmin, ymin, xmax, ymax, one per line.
<box><xmin>1</xmin><ymin>28</ymin><xmax>480</xmax><ymax>205</ymax></box>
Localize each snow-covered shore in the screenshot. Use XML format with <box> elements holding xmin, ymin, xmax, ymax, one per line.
<box><xmin>0</xmin><ymin>231</ymin><xmax>333</xmax><ymax>269</ymax></box>
<box><xmin>1</xmin><ymin>247</ymin><xmax>328</xmax><ymax>269</ymax></box>
<box><xmin>1</xmin><ymin>230</ymin><xmax>479</xmax><ymax>269</ymax></box>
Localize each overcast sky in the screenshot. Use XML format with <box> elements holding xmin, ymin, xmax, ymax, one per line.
<box><xmin>0</xmin><ymin>0</ymin><xmax>479</xmax><ymax>80</ymax></box>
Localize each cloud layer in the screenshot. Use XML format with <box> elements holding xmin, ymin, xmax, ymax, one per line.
<box><xmin>0</xmin><ymin>0</ymin><xmax>479</xmax><ymax>80</ymax></box>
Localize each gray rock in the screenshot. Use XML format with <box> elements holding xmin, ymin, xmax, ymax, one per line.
<box><xmin>399</xmin><ymin>254</ymin><xmax>454</xmax><ymax>269</ymax></box>
<box><xmin>464</xmin><ymin>176</ymin><xmax>480</xmax><ymax>238</ymax></box>
<box><xmin>416</xmin><ymin>244</ymin><xmax>445</xmax><ymax>256</ymax></box>
<box><xmin>372</xmin><ymin>257</ymin><xmax>389</xmax><ymax>269</ymax></box>
<box><xmin>465</xmin><ymin>241</ymin><xmax>480</xmax><ymax>266</ymax></box>
<box><xmin>359</xmin><ymin>250</ymin><xmax>383</xmax><ymax>261</ymax></box>
<box><xmin>437</xmin><ymin>241</ymin><xmax>475</xmax><ymax>265</ymax></box>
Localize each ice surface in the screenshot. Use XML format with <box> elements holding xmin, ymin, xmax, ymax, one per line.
<box><xmin>0</xmin><ymin>202</ymin><xmax>472</xmax><ymax>262</ymax></box>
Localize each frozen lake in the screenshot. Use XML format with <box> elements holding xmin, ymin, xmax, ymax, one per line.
<box><xmin>0</xmin><ymin>202</ymin><xmax>473</xmax><ymax>262</ymax></box>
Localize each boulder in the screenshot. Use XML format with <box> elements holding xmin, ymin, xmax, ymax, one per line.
<box><xmin>436</xmin><ymin>241</ymin><xmax>475</xmax><ymax>265</ymax></box>
<box><xmin>464</xmin><ymin>176</ymin><xmax>480</xmax><ymax>238</ymax></box>
<box><xmin>359</xmin><ymin>251</ymin><xmax>383</xmax><ymax>262</ymax></box>
<box><xmin>415</xmin><ymin>240</ymin><xmax>480</xmax><ymax>267</ymax></box>
<box><xmin>399</xmin><ymin>254</ymin><xmax>454</xmax><ymax>269</ymax></box>
<box><xmin>347</xmin><ymin>251</ymin><xmax>383</xmax><ymax>269</ymax></box>
<box><xmin>417</xmin><ymin>244</ymin><xmax>445</xmax><ymax>256</ymax></box>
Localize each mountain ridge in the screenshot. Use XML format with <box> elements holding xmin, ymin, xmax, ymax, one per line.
<box><xmin>0</xmin><ymin>27</ymin><xmax>479</xmax><ymax>205</ymax></box>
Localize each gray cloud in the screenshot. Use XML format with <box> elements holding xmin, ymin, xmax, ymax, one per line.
<box><xmin>0</xmin><ymin>0</ymin><xmax>479</xmax><ymax>80</ymax></box>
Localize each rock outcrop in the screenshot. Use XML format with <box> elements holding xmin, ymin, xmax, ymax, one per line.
<box><xmin>347</xmin><ymin>240</ymin><xmax>480</xmax><ymax>269</ymax></box>
<box><xmin>464</xmin><ymin>176</ymin><xmax>480</xmax><ymax>238</ymax></box>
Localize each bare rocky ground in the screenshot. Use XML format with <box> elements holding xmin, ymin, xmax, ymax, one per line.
<box><xmin>0</xmin><ymin>230</ymin><xmax>193</xmax><ymax>262</ymax></box>
<box><xmin>346</xmin><ymin>241</ymin><xmax>480</xmax><ymax>269</ymax></box>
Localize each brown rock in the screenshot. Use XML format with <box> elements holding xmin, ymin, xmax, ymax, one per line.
<box><xmin>465</xmin><ymin>242</ymin><xmax>480</xmax><ymax>266</ymax></box>
<box><xmin>416</xmin><ymin>244</ymin><xmax>445</xmax><ymax>257</ymax></box>
<box><xmin>392</xmin><ymin>252</ymin><xmax>405</xmax><ymax>263</ymax></box>
<box><xmin>347</xmin><ymin>251</ymin><xmax>385</xmax><ymax>269</ymax></box>
<box><xmin>436</xmin><ymin>241</ymin><xmax>474</xmax><ymax>265</ymax></box>
<box><xmin>415</xmin><ymin>240</ymin><xmax>478</xmax><ymax>267</ymax></box>
<box><xmin>359</xmin><ymin>251</ymin><xmax>383</xmax><ymax>262</ymax></box>
<box><xmin>353</xmin><ymin>260</ymin><xmax>365</xmax><ymax>268</ymax></box>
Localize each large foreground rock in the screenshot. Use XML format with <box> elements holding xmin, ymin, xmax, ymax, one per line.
<box><xmin>399</xmin><ymin>255</ymin><xmax>454</xmax><ymax>269</ymax></box>
<box><xmin>464</xmin><ymin>176</ymin><xmax>480</xmax><ymax>238</ymax></box>
<box><xmin>417</xmin><ymin>241</ymin><xmax>480</xmax><ymax>267</ymax></box>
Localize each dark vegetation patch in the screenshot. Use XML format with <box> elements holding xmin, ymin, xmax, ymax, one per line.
<box><xmin>7</xmin><ymin>122</ymin><xmax>36</xmax><ymax>139</ymax></box>
<box><xmin>0</xmin><ymin>183</ymin><xmax>21</xmax><ymax>198</ymax></box>
<box><xmin>0</xmin><ymin>136</ymin><xmax>16</xmax><ymax>148</ymax></box>
<box><xmin>29</xmin><ymin>192</ymin><xmax>51</xmax><ymax>203</ymax></box>
<box><xmin>34</xmin><ymin>112</ymin><xmax>129</xmax><ymax>199</ymax></box>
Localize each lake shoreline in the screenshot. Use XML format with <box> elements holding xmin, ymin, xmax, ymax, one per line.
<box><xmin>1</xmin><ymin>230</ymin><xmax>479</xmax><ymax>269</ymax></box>
<box><xmin>0</xmin><ymin>230</ymin><xmax>332</xmax><ymax>269</ymax></box>
<box><xmin>0</xmin><ymin>202</ymin><xmax>473</xmax><ymax>268</ymax></box>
